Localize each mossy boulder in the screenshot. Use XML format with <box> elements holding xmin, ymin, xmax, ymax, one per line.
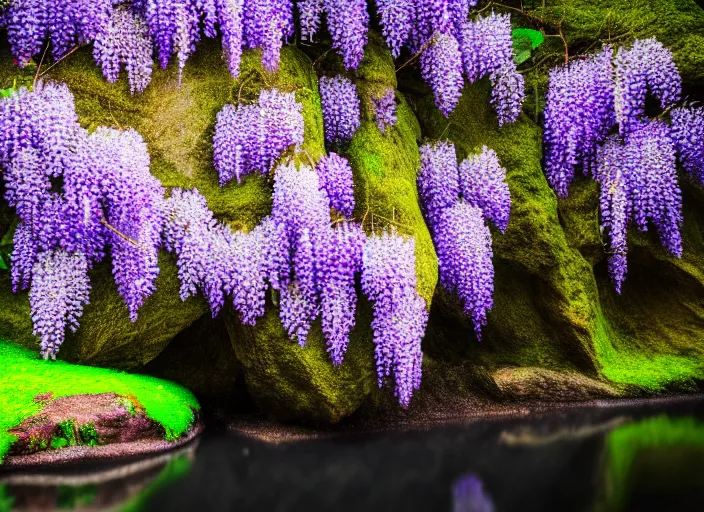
<box><xmin>413</xmin><ymin>76</ymin><xmax>704</xmax><ymax>395</ymax></box>
<box><xmin>415</xmin><ymin>80</ymin><xmax>601</xmax><ymax>377</ymax></box>
<box><xmin>536</xmin><ymin>0</ymin><xmax>704</xmax><ymax>90</ymax></box>
<box><xmin>226</xmin><ymin>36</ymin><xmax>438</xmax><ymax>423</ymax></box>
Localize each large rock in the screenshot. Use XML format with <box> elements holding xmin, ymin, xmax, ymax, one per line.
<box><xmin>227</xmin><ymin>35</ymin><xmax>438</xmax><ymax>423</ymax></box>
<box><xmin>413</xmin><ymin>77</ymin><xmax>704</xmax><ymax>394</ymax></box>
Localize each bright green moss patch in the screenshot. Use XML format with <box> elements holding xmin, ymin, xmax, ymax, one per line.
<box><xmin>0</xmin><ymin>340</ymin><xmax>199</xmax><ymax>462</ymax></box>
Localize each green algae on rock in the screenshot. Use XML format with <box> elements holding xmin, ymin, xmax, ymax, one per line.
<box><xmin>0</xmin><ymin>340</ymin><xmax>200</xmax><ymax>464</ymax></box>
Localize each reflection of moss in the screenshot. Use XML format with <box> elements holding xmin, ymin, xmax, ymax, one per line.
<box><xmin>57</xmin><ymin>484</ymin><xmax>98</xmax><ymax>509</ymax></box>
<box><xmin>0</xmin><ymin>485</ymin><xmax>14</xmax><ymax>512</ymax></box>
<box><xmin>600</xmin><ymin>415</ymin><xmax>704</xmax><ymax>511</ymax></box>
<box><xmin>119</xmin><ymin>453</ymin><xmax>193</xmax><ymax>512</ymax></box>
<box><xmin>0</xmin><ymin>340</ymin><xmax>199</xmax><ymax>462</ymax></box>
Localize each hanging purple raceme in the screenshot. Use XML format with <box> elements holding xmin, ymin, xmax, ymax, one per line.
<box><xmin>361</xmin><ymin>230</ymin><xmax>427</xmax><ymax>407</ymax></box>
<box><xmin>94</xmin><ymin>4</ymin><xmax>153</xmax><ymax>95</ymax></box>
<box><xmin>671</xmin><ymin>106</ymin><xmax>704</xmax><ymax>184</ymax></box>
<box><xmin>318</xmin><ymin>222</ymin><xmax>365</xmax><ymax>365</ymax></box>
<box><xmin>0</xmin><ymin>80</ymin><xmax>167</xmax><ymax>358</ymax></box>
<box><xmin>316</xmin><ymin>153</ymin><xmax>355</xmax><ymax>217</ymax></box>
<box><xmin>417</xmin><ymin>141</ymin><xmax>460</xmax><ymax>230</ymax></box>
<box><xmin>323</xmin><ymin>0</ymin><xmax>369</xmax><ymax>70</ymax></box>
<box><xmin>29</xmin><ymin>250</ymin><xmax>91</xmax><ymax>360</ymax></box>
<box><xmin>243</xmin><ymin>0</ymin><xmax>294</xmax><ymax>71</ymax></box>
<box><xmin>459</xmin><ymin>146</ymin><xmax>511</xmax><ymax>233</ymax></box>
<box><xmin>490</xmin><ymin>63</ymin><xmax>525</xmax><ymax>126</ymax></box>
<box><xmin>214</xmin><ymin>88</ymin><xmax>304</xmax><ymax>185</ymax></box>
<box><xmin>319</xmin><ymin>75</ymin><xmax>361</xmax><ymax>144</ymax></box>
<box><xmin>434</xmin><ymin>202</ymin><xmax>494</xmax><ymax>337</ymax></box>
<box><xmin>543</xmin><ymin>46</ymin><xmax>615</xmax><ymax>197</ymax></box>
<box><xmin>420</xmin><ymin>31</ymin><xmax>464</xmax><ymax>117</ymax></box>
<box><xmin>376</xmin><ymin>0</ymin><xmax>415</xmax><ymax>58</ymax></box>
<box><xmin>594</xmin><ymin>137</ymin><xmax>630</xmax><ymax>293</ymax></box>
<box><xmin>373</xmin><ymin>88</ymin><xmax>398</xmax><ymax>133</ymax></box>
<box><xmin>272</xmin><ymin>162</ymin><xmax>331</xmax><ymax>345</ymax></box>
<box><xmin>614</xmin><ymin>38</ymin><xmax>681</xmax><ymax>138</ymax></box>
<box><xmin>459</xmin><ymin>12</ymin><xmax>513</xmax><ymax>83</ymax></box>
<box><xmin>298</xmin><ymin>0</ymin><xmax>324</xmax><ymax>42</ymax></box>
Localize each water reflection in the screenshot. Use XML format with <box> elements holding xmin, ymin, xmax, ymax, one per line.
<box><xmin>2</xmin><ymin>399</ymin><xmax>704</xmax><ymax>511</ymax></box>
<box><xmin>0</xmin><ymin>443</ymin><xmax>196</xmax><ymax>512</ymax></box>
<box><xmin>452</xmin><ymin>474</ymin><xmax>494</xmax><ymax>512</ymax></box>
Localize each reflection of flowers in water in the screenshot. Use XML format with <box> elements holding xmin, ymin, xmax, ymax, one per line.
<box><xmin>453</xmin><ymin>474</ymin><xmax>495</xmax><ymax>512</ymax></box>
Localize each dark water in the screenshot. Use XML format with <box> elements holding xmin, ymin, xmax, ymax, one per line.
<box><xmin>3</xmin><ymin>398</ymin><xmax>704</xmax><ymax>512</ymax></box>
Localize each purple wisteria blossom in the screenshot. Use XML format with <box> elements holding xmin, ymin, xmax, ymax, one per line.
<box><xmin>373</xmin><ymin>88</ymin><xmax>398</xmax><ymax>133</ymax></box>
<box><xmin>543</xmin><ymin>46</ymin><xmax>615</xmax><ymax>197</ymax></box>
<box><xmin>316</xmin><ymin>153</ymin><xmax>356</xmax><ymax>217</ymax></box>
<box><xmin>29</xmin><ymin>250</ymin><xmax>91</xmax><ymax>360</ymax></box>
<box><xmin>418</xmin><ymin>141</ymin><xmax>460</xmax><ymax>230</ymax></box>
<box><xmin>435</xmin><ymin>202</ymin><xmax>494</xmax><ymax>337</ymax></box>
<box><xmin>614</xmin><ymin>38</ymin><xmax>681</xmax><ymax>138</ymax></box>
<box><xmin>94</xmin><ymin>4</ymin><xmax>154</xmax><ymax>94</ymax></box>
<box><xmin>319</xmin><ymin>75</ymin><xmax>361</xmax><ymax>144</ymax></box>
<box><xmin>490</xmin><ymin>63</ymin><xmax>525</xmax><ymax>126</ymax></box>
<box><xmin>318</xmin><ymin>222</ymin><xmax>365</xmax><ymax>364</ymax></box>
<box><xmin>420</xmin><ymin>31</ymin><xmax>464</xmax><ymax>117</ymax></box>
<box><xmin>459</xmin><ymin>12</ymin><xmax>513</xmax><ymax>83</ymax></box>
<box><xmin>213</xmin><ymin>88</ymin><xmax>304</xmax><ymax>184</ymax></box>
<box><xmin>324</xmin><ymin>0</ymin><xmax>369</xmax><ymax>70</ymax></box>
<box><xmin>376</xmin><ymin>0</ymin><xmax>415</xmax><ymax>58</ymax></box>
<box><xmin>362</xmin><ymin>230</ymin><xmax>427</xmax><ymax>407</ymax></box>
<box><xmin>0</xmin><ymin>80</ymin><xmax>166</xmax><ymax>356</ymax></box>
<box><xmin>453</xmin><ymin>474</ymin><xmax>495</xmax><ymax>512</ymax></box>
<box><xmin>459</xmin><ymin>146</ymin><xmax>511</xmax><ymax>233</ymax></box>
<box><xmin>298</xmin><ymin>0</ymin><xmax>324</xmax><ymax>42</ymax></box>
<box><xmin>243</xmin><ymin>0</ymin><xmax>294</xmax><ymax>71</ymax></box>
<box><xmin>671</xmin><ymin>106</ymin><xmax>704</xmax><ymax>184</ymax></box>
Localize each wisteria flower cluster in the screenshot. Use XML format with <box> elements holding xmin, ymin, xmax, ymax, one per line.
<box><xmin>670</xmin><ymin>105</ymin><xmax>704</xmax><ymax>184</ymax></box>
<box><xmin>319</xmin><ymin>75</ymin><xmax>361</xmax><ymax>145</ymax></box>
<box><xmin>418</xmin><ymin>142</ymin><xmax>510</xmax><ymax>338</ymax></box>
<box><xmin>461</xmin><ymin>13</ymin><xmax>525</xmax><ymax>126</ymax></box>
<box><xmin>213</xmin><ymin>88</ymin><xmax>304</xmax><ymax>185</ymax></box>
<box><xmin>315</xmin><ymin>152</ymin><xmax>356</xmax><ymax>218</ymax></box>
<box><xmin>0</xmin><ymin>81</ymin><xmax>165</xmax><ymax>358</ymax></box>
<box><xmin>166</xmin><ymin>160</ymin><xmax>426</xmax><ymax>405</ymax></box>
<box><xmin>362</xmin><ymin>230</ymin><xmax>427</xmax><ymax>407</ymax></box>
<box><xmin>543</xmin><ymin>38</ymin><xmax>694</xmax><ymax>292</ymax></box>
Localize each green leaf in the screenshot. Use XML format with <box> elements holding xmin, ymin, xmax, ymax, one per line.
<box><xmin>512</xmin><ymin>28</ymin><xmax>545</xmax><ymax>51</ymax></box>
<box><xmin>514</xmin><ymin>50</ymin><xmax>533</xmax><ymax>66</ymax></box>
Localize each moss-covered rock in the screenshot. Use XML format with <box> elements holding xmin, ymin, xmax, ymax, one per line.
<box><xmin>225</xmin><ymin>36</ymin><xmax>437</xmax><ymax>423</ymax></box>
<box><xmin>415</xmin><ymin>80</ymin><xmax>601</xmax><ymax>377</ymax></box>
<box><xmin>0</xmin><ymin>253</ymin><xmax>208</xmax><ymax>369</ymax></box>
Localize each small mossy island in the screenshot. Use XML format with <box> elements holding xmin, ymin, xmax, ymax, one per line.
<box><xmin>0</xmin><ymin>0</ymin><xmax>702</xmax><ymax>471</ymax></box>
<box><xmin>0</xmin><ymin>340</ymin><xmax>199</xmax><ymax>464</ymax></box>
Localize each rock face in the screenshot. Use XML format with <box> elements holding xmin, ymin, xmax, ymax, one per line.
<box><xmin>0</xmin><ymin>0</ymin><xmax>703</xmax><ymax>426</ymax></box>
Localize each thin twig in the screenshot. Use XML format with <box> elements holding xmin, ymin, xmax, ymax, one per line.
<box><xmin>396</xmin><ymin>37</ymin><xmax>435</xmax><ymax>73</ymax></box>
<box><xmin>302</xmin><ymin>149</ymin><xmax>317</xmax><ymax>168</ymax></box>
<box><xmin>100</xmin><ymin>218</ymin><xmax>143</xmax><ymax>249</ymax></box>
<box><xmin>38</xmin><ymin>46</ymin><xmax>80</xmax><ymax>78</ymax></box>
<box><xmin>237</xmin><ymin>72</ymin><xmax>256</xmax><ymax>104</ymax></box>
<box><xmin>33</xmin><ymin>44</ymin><xmax>49</xmax><ymax>88</ymax></box>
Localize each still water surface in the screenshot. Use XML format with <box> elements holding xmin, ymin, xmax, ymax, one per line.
<box><xmin>2</xmin><ymin>397</ymin><xmax>704</xmax><ymax>511</ymax></box>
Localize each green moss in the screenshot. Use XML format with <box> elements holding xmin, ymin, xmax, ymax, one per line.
<box><xmin>79</xmin><ymin>423</ymin><xmax>100</xmax><ymax>446</ymax></box>
<box><xmin>0</xmin><ymin>252</ymin><xmax>208</xmax><ymax>369</ymax></box>
<box><xmin>0</xmin><ymin>340</ymin><xmax>199</xmax><ymax>462</ymax></box>
<box><xmin>54</xmin><ymin>419</ymin><xmax>78</xmax><ymax>448</ymax></box>
<box><xmin>227</xmin><ymin>300</ymin><xmax>376</xmax><ymax>424</ymax></box>
<box><xmin>535</xmin><ymin>0</ymin><xmax>704</xmax><ymax>87</ymax></box>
